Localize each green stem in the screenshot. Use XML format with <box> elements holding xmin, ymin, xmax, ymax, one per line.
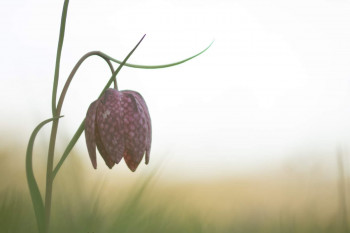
<box><xmin>45</xmin><ymin>1</ymin><xmax>69</xmax><ymax>232</ymax></box>
<box><xmin>52</xmin><ymin>35</ymin><xmax>146</xmax><ymax>180</ymax></box>
<box><xmin>44</xmin><ymin>121</ymin><xmax>58</xmax><ymax>233</ymax></box>
<box><xmin>51</xmin><ymin>52</ymin><xmax>116</xmax><ymax>181</ymax></box>
<box><xmin>56</xmin><ymin>51</ymin><xmax>115</xmax><ymax>115</ymax></box>
<box><xmin>44</xmin><ymin>54</ymin><xmax>114</xmax><ymax>233</ymax></box>
<box><xmin>44</xmin><ymin>56</ymin><xmax>114</xmax><ymax>233</ymax></box>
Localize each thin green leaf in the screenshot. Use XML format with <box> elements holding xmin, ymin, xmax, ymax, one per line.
<box><xmin>52</xmin><ymin>0</ymin><xmax>69</xmax><ymax>115</ymax></box>
<box><xmin>26</xmin><ymin>116</ymin><xmax>63</xmax><ymax>233</ymax></box>
<box><xmin>100</xmin><ymin>40</ymin><xmax>214</xmax><ymax>69</ymax></box>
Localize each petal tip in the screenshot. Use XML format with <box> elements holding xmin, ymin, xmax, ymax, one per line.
<box><xmin>125</xmin><ymin>161</ymin><xmax>138</xmax><ymax>172</ymax></box>
<box><xmin>92</xmin><ymin>160</ymin><xmax>97</xmax><ymax>169</ymax></box>
<box><xmin>106</xmin><ymin>162</ymin><xmax>115</xmax><ymax>169</ymax></box>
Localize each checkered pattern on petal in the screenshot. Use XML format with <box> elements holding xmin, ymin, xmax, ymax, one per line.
<box><xmin>84</xmin><ymin>88</ymin><xmax>152</xmax><ymax>171</ymax></box>
<box><xmin>124</xmin><ymin>90</ymin><xmax>152</xmax><ymax>164</ymax></box>
<box><xmin>95</xmin><ymin>125</ymin><xmax>115</xmax><ymax>169</ymax></box>
<box><xmin>121</xmin><ymin>91</ymin><xmax>149</xmax><ymax>171</ymax></box>
<box><xmin>96</xmin><ymin>89</ymin><xmax>125</xmax><ymax>164</ymax></box>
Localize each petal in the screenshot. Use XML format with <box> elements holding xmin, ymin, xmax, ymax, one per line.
<box><xmin>121</xmin><ymin>92</ymin><xmax>149</xmax><ymax>171</ymax></box>
<box><xmin>124</xmin><ymin>91</ymin><xmax>152</xmax><ymax>164</ymax></box>
<box><xmin>95</xmin><ymin>125</ymin><xmax>115</xmax><ymax>169</ymax></box>
<box><xmin>123</xmin><ymin>149</ymin><xmax>141</xmax><ymax>172</ymax></box>
<box><xmin>96</xmin><ymin>89</ymin><xmax>125</xmax><ymax>164</ymax></box>
<box><xmin>84</xmin><ymin>100</ymin><xmax>99</xmax><ymax>169</ymax></box>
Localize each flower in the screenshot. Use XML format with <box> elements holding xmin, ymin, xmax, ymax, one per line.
<box><xmin>84</xmin><ymin>88</ymin><xmax>151</xmax><ymax>171</ymax></box>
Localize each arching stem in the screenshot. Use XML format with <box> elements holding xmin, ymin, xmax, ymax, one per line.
<box><xmin>44</xmin><ymin>35</ymin><xmax>145</xmax><ymax>233</ymax></box>
<box><xmin>52</xmin><ymin>35</ymin><xmax>146</xmax><ymax>180</ymax></box>
<box><xmin>44</xmin><ymin>53</ymin><xmax>115</xmax><ymax>233</ymax></box>
<box><xmin>56</xmin><ymin>51</ymin><xmax>116</xmax><ymax>115</ymax></box>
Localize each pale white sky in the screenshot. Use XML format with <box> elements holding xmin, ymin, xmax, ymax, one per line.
<box><xmin>1</xmin><ymin>0</ymin><xmax>350</xmax><ymax>178</ymax></box>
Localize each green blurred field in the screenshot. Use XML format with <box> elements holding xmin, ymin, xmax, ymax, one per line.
<box><xmin>0</xmin><ymin>141</ymin><xmax>348</xmax><ymax>233</ymax></box>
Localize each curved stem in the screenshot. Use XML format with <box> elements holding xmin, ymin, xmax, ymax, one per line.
<box><xmin>56</xmin><ymin>51</ymin><xmax>115</xmax><ymax>115</ymax></box>
<box><xmin>45</xmin><ymin>52</ymin><xmax>115</xmax><ymax>233</ymax></box>
<box><xmin>52</xmin><ymin>35</ymin><xmax>146</xmax><ymax>180</ymax></box>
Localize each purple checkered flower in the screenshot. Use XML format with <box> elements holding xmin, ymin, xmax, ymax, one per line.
<box><xmin>84</xmin><ymin>88</ymin><xmax>152</xmax><ymax>171</ymax></box>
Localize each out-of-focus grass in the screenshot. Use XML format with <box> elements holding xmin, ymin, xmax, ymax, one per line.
<box><xmin>0</xmin><ymin>141</ymin><xmax>348</xmax><ymax>233</ymax></box>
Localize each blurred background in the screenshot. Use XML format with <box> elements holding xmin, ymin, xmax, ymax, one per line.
<box><xmin>1</xmin><ymin>0</ymin><xmax>350</xmax><ymax>232</ymax></box>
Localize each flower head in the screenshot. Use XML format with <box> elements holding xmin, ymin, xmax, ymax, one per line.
<box><xmin>84</xmin><ymin>88</ymin><xmax>151</xmax><ymax>171</ymax></box>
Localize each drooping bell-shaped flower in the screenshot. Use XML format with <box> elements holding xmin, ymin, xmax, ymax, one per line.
<box><xmin>84</xmin><ymin>88</ymin><xmax>152</xmax><ymax>171</ymax></box>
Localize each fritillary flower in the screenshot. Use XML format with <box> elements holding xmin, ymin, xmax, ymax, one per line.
<box><xmin>84</xmin><ymin>88</ymin><xmax>151</xmax><ymax>171</ymax></box>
